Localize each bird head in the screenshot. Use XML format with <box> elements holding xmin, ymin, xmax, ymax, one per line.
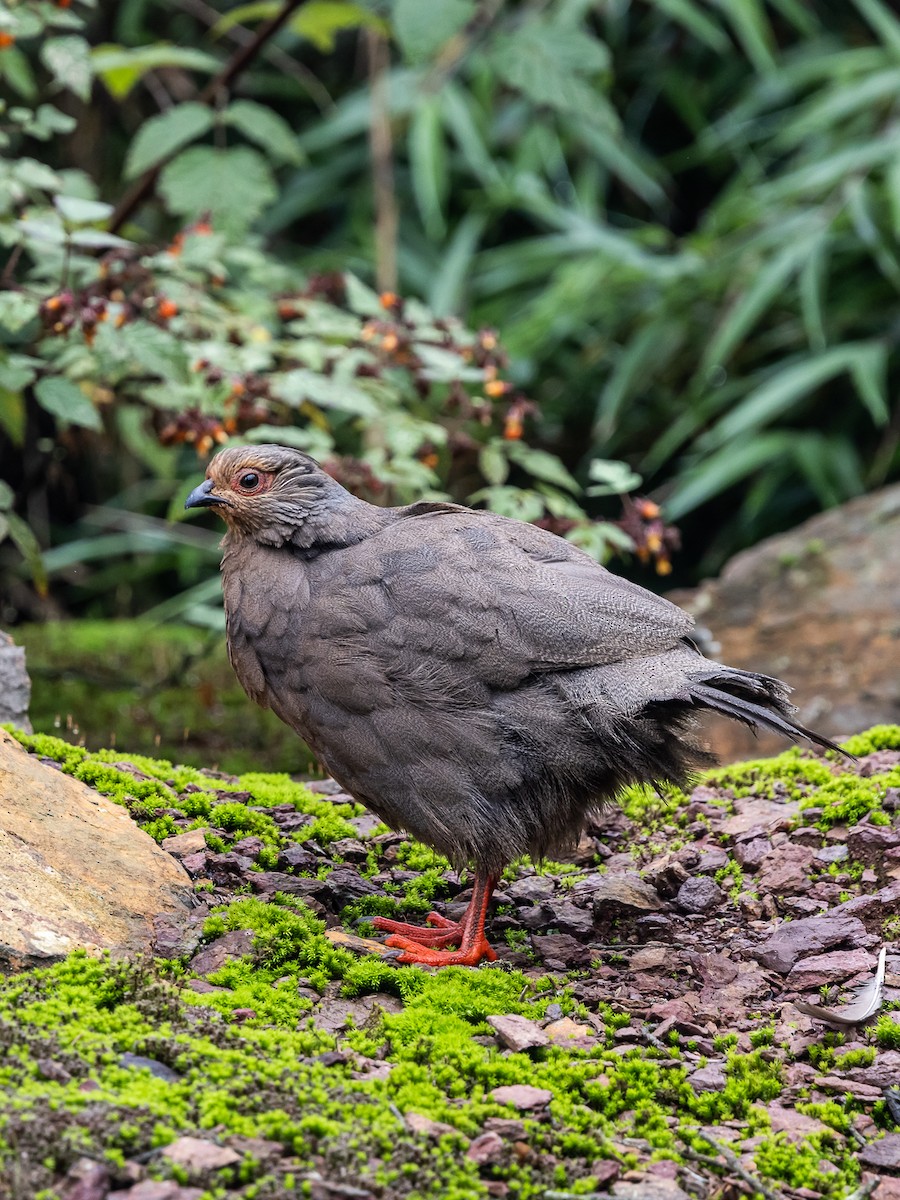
<box><xmin>184</xmin><ymin>444</ymin><xmax>338</xmax><ymax>547</ymax></box>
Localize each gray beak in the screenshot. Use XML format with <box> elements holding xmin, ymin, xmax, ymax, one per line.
<box><xmin>184</xmin><ymin>478</ymin><xmax>226</xmax><ymax>510</ymax></box>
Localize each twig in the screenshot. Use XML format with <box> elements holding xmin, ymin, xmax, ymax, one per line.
<box><xmin>108</xmin><ymin>0</ymin><xmax>305</xmax><ymax>234</ymax></box>
<box><xmin>173</xmin><ymin>0</ymin><xmax>332</xmax><ymax>111</ymax></box>
<box><xmin>365</xmin><ymin>28</ymin><xmax>397</xmax><ymax>293</ymax></box>
<box><xmin>679</xmin><ymin>1136</ymin><xmax>788</xmax><ymax>1200</ymax></box>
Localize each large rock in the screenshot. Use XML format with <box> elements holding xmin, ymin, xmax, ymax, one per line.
<box><xmin>668</xmin><ymin>484</ymin><xmax>900</xmax><ymax>761</ymax></box>
<box><xmin>0</xmin><ymin>629</ymin><xmax>31</xmax><ymax>732</ymax></box>
<box><xmin>0</xmin><ymin>729</ymin><xmax>196</xmax><ymax>969</ymax></box>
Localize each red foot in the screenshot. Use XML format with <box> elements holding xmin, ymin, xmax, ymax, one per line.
<box><xmin>384</xmin><ymin>932</ymin><xmax>498</xmax><ymax>967</ymax></box>
<box><xmin>370</xmin><ymin>912</ymin><xmax>463</xmax><ymax>947</ymax></box>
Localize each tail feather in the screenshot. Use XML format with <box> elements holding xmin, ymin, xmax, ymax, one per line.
<box><xmin>688</xmin><ymin>666</ymin><xmax>847</xmax><ymax>757</ymax></box>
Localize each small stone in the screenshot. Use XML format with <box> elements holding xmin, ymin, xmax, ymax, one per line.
<box><xmin>405</xmin><ymin>1112</ymin><xmax>460</xmax><ymax>1138</ymax></box>
<box><xmin>531</xmin><ymin>932</ymin><xmax>593</xmax><ymax>966</ymax></box>
<box><xmin>688</xmin><ymin>1061</ymin><xmax>727</xmax><ymax>1092</ymax></box>
<box><xmin>543</xmin><ymin>900</ymin><xmax>595</xmax><ymax>938</ymax></box>
<box><xmin>721</xmin><ymin>799</ymin><xmax>800</xmax><ymax>838</ymax></box>
<box><xmin>249</xmin><ymin>872</ymin><xmax>329</xmax><ymax>898</ymax></box>
<box><xmin>505</xmin><ymin>875</ymin><xmax>556</xmax><ymax>905</ymax></box>
<box><xmin>733</xmin><ymin>838</ymin><xmax>772</xmax><ymax>871</ymax></box>
<box><xmin>787</xmin><ymin>948</ymin><xmax>875</xmax><ymax>989</ymax></box>
<box><xmin>324</xmin><ymin>867</ymin><xmax>379</xmax><ymax>904</ymax></box>
<box><xmin>695</xmin><ymin>847</ymin><xmax>729</xmax><ymax>874</ymax></box>
<box><xmin>161</xmin><ymin>1136</ymin><xmax>241</xmax><ymax>1172</ymax></box>
<box><xmin>60</xmin><ymin>1157</ymin><xmax>109</xmax><ymax>1200</ymax></box>
<box><xmin>162</xmin><ymin>829</ymin><xmax>209</xmax><ymax>856</ymax></box>
<box><xmin>814</xmin><ymin>844</ymin><xmax>848</xmax><ymax>864</ymax></box>
<box><xmin>766</xmin><ymin>1103</ymin><xmax>830</xmax><ymax>1139</ymax></box>
<box><xmin>630</xmin><ymin>944</ymin><xmax>672</xmax><ymax>971</ymax></box>
<box><xmin>589</xmin><ymin>874</ymin><xmax>666</xmax><ymax>914</ymax></box>
<box><xmin>612</xmin><ymin>1178</ymin><xmax>690</xmax><ymax>1200</ymax></box>
<box><xmin>466</xmin><ymin>1132</ymin><xmax>505</xmax><ymax>1165</ymax></box>
<box><xmin>675</xmin><ymin>875</ymin><xmax>723</xmax><ymax>914</ymax></box>
<box><xmin>860</xmin><ymin>1134</ymin><xmax>900</xmax><ymax>1170</ymax></box>
<box><xmin>544</xmin><ymin>1017</ymin><xmax>595</xmax><ymax>1045</ymax></box>
<box><xmin>848</xmin><ymin>825</ymin><xmax>900</xmax><ymax>870</ymax></box>
<box><xmin>119</xmin><ymin>1053</ymin><xmax>180</xmax><ymax>1082</ymax></box>
<box><xmin>752</xmin><ymin>914</ymin><xmax>866</xmax><ymax>973</ymax></box>
<box><xmin>757</xmin><ymin>843</ymin><xmax>815</xmax><ymax>894</ymax></box>
<box><xmin>486</xmin><ymin>1013</ymin><xmax>549</xmax><ymax>1052</ymax></box>
<box><xmin>189</xmin><ymin>929</ymin><xmax>255</xmax><ymax>976</ymax></box>
<box><xmin>489</xmin><ymin>1084</ymin><xmax>553</xmax><ymax>1110</ymax></box>
<box><xmin>816</xmin><ymin>1076</ymin><xmax>882</xmax><ymax>1101</ymax></box>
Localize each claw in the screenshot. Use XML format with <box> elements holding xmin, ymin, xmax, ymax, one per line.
<box><xmin>384</xmin><ymin>933</ymin><xmax>498</xmax><ymax>967</ymax></box>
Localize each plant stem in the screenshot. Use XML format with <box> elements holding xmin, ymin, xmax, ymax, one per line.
<box><xmin>108</xmin><ymin>0</ymin><xmax>306</xmax><ymax>235</ymax></box>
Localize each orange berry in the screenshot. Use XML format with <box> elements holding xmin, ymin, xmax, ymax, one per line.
<box><xmin>420</xmin><ymin>452</ymin><xmax>439</xmax><ymax>469</ymax></box>
<box><xmin>656</xmin><ymin>558</ymin><xmax>673</xmax><ymax>576</ymax></box>
<box><xmin>0</xmin><ymin>32</ymin><xmax>15</xmax><ymax>49</ymax></box>
<box><xmin>485</xmin><ymin>379</ymin><xmax>508</xmax><ymax>398</ymax></box>
<box><xmin>382</xmin><ymin>332</ymin><xmax>398</xmax><ymax>353</ymax></box>
<box><xmin>157</xmin><ymin>298</ymin><xmax>178</xmax><ymax>320</ymax></box>
<box><xmin>503</xmin><ymin>414</ymin><xmax>523</xmax><ymax>441</ymax></box>
<box><xmin>380</xmin><ymin>291</ymin><xmax>398</xmax><ymax>309</ymax></box>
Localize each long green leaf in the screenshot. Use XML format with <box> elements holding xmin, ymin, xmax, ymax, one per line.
<box><xmin>663</xmin><ymin>432</ymin><xmax>795</xmax><ymax>521</ymax></box>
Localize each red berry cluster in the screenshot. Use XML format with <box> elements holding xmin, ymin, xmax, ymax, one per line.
<box><xmin>618</xmin><ymin>497</ymin><xmax>681</xmax><ymax>576</ymax></box>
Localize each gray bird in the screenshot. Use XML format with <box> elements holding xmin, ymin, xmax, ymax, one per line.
<box><xmin>185</xmin><ymin>444</ymin><xmax>840</xmax><ymax>966</ymax></box>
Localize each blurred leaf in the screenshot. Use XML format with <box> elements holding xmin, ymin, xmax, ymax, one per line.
<box><xmin>272</xmin><ymin>368</ymin><xmax>379</xmax><ymax>417</ymax></box>
<box><xmin>0</xmin><ymin>293</ymin><xmax>39</xmax><ymax>333</ymax></box>
<box><xmin>225</xmin><ymin>100</ymin><xmax>303</xmax><ymax>165</ymax></box>
<box><xmin>428</xmin><ymin>211</ymin><xmax>488</xmax><ymax>315</ymax></box>
<box><xmin>0</xmin><ymin>389</ymin><xmax>25</xmax><ymax>446</ymax></box>
<box><xmin>850</xmin><ymin>0</ymin><xmax>900</xmax><ymax>56</ymax></box>
<box><xmin>92</xmin><ymin>43</ymin><xmax>221</xmax><ymax>99</ymax></box>
<box><xmin>391</xmin><ymin>0</ymin><xmax>474</xmax><ymax>63</ymax></box>
<box><xmin>585</xmin><ymin>458</ymin><xmax>642</xmax><ymax>496</ymax></box>
<box><xmin>468</xmin><ymin>485</ymin><xmax>545</xmax><ymax>522</ymax></box>
<box><xmin>40</xmin><ymin>36</ymin><xmax>93</xmax><ymax>100</ymax></box>
<box><xmin>125</xmin><ymin>103</ymin><xmax>214</xmax><ymax>180</ymax></box>
<box><xmin>506</xmin><ymin>442</ymin><xmax>581</xmax><ymax>493</ymax></box>
<box><xmin>211</xmin><ymin>2</ymin><xmax>278</xmax><ymax>36</ymax></box>
<box><xmin>54</xmin><ymin>195</ymin><xmax>114</xmax><ymax>224</ymax></box>
<box><xmin>486</xmin><ymin>20</ymin><xmax>610</xmax><ymax>114</ymax></box>
<box><xmin>293</xmin><ymin>2</ymin><xmax>388</xmax><ymax>52</ymax></box>
<box><xmin>34</xmin><ymin>377</ymin><xmax>103</xmax><ymax>431</ymax></box>
<box><xmin>651</xmin><ymin>0</ymin><xmax>730</xmax><ymax>51</ymax></box>
<box><xmin>479</xmin><ymin>441</ymin><xmax>509</xmax><ymax>486</ymax></box>
<box><xmin>664</xmin><ymin>433</ymin><xmax>796</xmax><ymax>521</ymax></box>
<box><xmin>158</xmin><ymin>146</ymin><xmax>277</xmax><ymax>234</ymax></box>
<box><xmin>5</xmin><ymin>511</ymin><xmax>47</xmax><ymax>594</ymax></box>
<box><xmin>409</xmin><ymin>95</ymin><xmax>448</xmax><ymax>239</ymax></box>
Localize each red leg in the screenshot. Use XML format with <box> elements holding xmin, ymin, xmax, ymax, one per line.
<box><xmin>370</xmin><ymin>911</ymin><xmax>462</xmax><ymax>946</ymax></box>
<box><xmin>379</xmin><ymin>871</ymin><xmax>500</xmax><ymax>967</ymax></box>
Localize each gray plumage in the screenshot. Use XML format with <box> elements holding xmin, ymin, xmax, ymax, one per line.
<box><xmin>187</xmin><ymin>444</ymin><xmax>839</xmax><ymax>879</ymax></box>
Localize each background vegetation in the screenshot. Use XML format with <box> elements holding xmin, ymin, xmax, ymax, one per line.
<box><xmin>1</xmin><ymin>0</ymin><xmax>899</xmax><ymax>629</ymax></box>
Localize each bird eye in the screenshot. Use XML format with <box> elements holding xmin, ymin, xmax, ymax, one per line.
<box><xmin>238</xmin><ymin>472</ymin><xmax>260</xmax><ymax>490</ymax></box>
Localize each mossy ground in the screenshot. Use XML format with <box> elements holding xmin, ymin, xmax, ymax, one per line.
<box><xmin>2</xmin><ymin>726</ymin><xmax>900</xmax><ymax>1199</ymax></box>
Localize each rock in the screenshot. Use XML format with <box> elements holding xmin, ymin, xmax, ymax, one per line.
<box><xmin>734</xmin><ymin>837</ymin><xmax>772</xmax><ymax>871</ymax></box>
<box><xmin>108</xmin><ymin>1185</ymin><xmax>202</xmax><ymax>1200</ymax></box>
<box><xmin>489</xmin><ymin>1084</ymin><xmax>553</xmax><ymax>1110</ymax></box>
<box><xmin>486</xmin><ymin>1013</ymin><xmax>549</xmax><ymax>1052</ymax></box>
<box><xmin>667</xmin><ymin>483</ymin><xmax>900</xmax><ymax>761</ymax></box>
<box><xmin>788</xmin><ymin>948</ymin><xmax>876</xmax><ymax>989</ymax></box>
<box><xmin>249</xmin><ymin>872</ymin><xmax>329</xmax><ymax>899</ymax></box>
<box><xmin>544</xmin><ymin>1017</ymin><xmax>595</xmax><ymax>1045</ymax></box>
<box><xmin>162</xmin><ymin>829</ymin><xmax>209</xmax><ymax>856</ymax></box>
<box><xmin>675</xmin><ymin>876</ymin><xmax>723</xmax><ymax>913</ymax></box>
<box><xmin>757</xmin><ymin>843</ymin><xmax>815</xmax><ymax>894</ymax></box>
<box><xmin>189</xmin><ymin>929</ymin><xmax>255</xmax><ymax>975</ymax></box>
<box><xmin>847</xmin><ymin>825</ymin><xmax>900</xmax><ymax>871</ymax></box>
<box><xmin>59</xmin><ymin>1157</ymin><xmax>109</xmax><ymax>1200</ymax></box>
<box><xmin>687</xmin><ymin>952</ymin><xmax>738</xmax><ymax>987</ymax></box>
<box><xmin>831</xmin><ymin>881</ymin><xmax>900</xmax><ymax>927</ymax></box>
<box><xmin>531</xmin><ymin>933</ymin><xmax>593</xmax><ymax>967</ymax></box>
<box><xmin>311</xmin><ymin>993</ymin><xmax>402</xmax><ymax>1035</ymax></box>
<box><xmin>589</xmin><ymin>874</ymin><xmax>666</xmax><ymax>915</ymax></box>
<box><xmin>405</xmin><ymin>1112</ymin><xmax>460</xmax><ymax>1138</ymax></box>
<box><xmin>119</xmin><ymin>1053</ymin><xmax>180</xmax><ymax>1082</ymax></box>
<box><xmin>612</xmin><ymin>1179</ymin><xmax>689</xmax><ymax>1200</ymax></box>
<box><xmin>766</xmin><ymin>1103</ymin><xmax>830</xmax><ymax>1139</ymax></box>
<box><xmin>751</xmin><ymin>914</ymin><xmax>866</xmax><ymax>973</ymax></box>
<box><xmin>161</xmin><ymin>1136</ymin><xmax>241</xmax><ymax>1172</ymax></box>
<box><xmin>688</xmin><ymin>1061</ymin><xmax>727</xmax><ymax>1091</ymax></box>
<box><xmin>323</xmin><ymin>867</ymin><xmax>379</xmax><ymax>904</ymax></box>
<box><xmin>0</xmin><ymin>630</ymin><xmax>31</xmax><ymax>731</ymax></box>
<box><xmin>466</xmin><ymin>1132</ymin><xmax>505</xmax><ymax>1164</ymax></box>
<box><xmin>630</xmin><ymin>944</ymin><xmax>673</xmax><ymax>971</ymax></box>
<box><xmin>505</xmin><ymin>875</ymin><xmax>556</xmax><ymax>905</ymax></box>
<box><xmin>543</xmin><ymin>900</ymin><xmax>595</xmax><ymax>938</ymax></box>
<box><xmin>0</xmin><ymin>730</ymin><xmax>195</xmax><ymax>969</ymax></box>
<box><xmin>721</xmin><ymin>800</ymin><xmax>800</xmax><ymax>838</ymax></box>
<box><xmin>816</xmin><ymin>1075</ymin><xmax>883</xmax><ymax>1101</ymax></box>
<box><xmin>860</xmin><ymin>1135</ymin><xmax>900</xmax><ymax>1170</ymax></box>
